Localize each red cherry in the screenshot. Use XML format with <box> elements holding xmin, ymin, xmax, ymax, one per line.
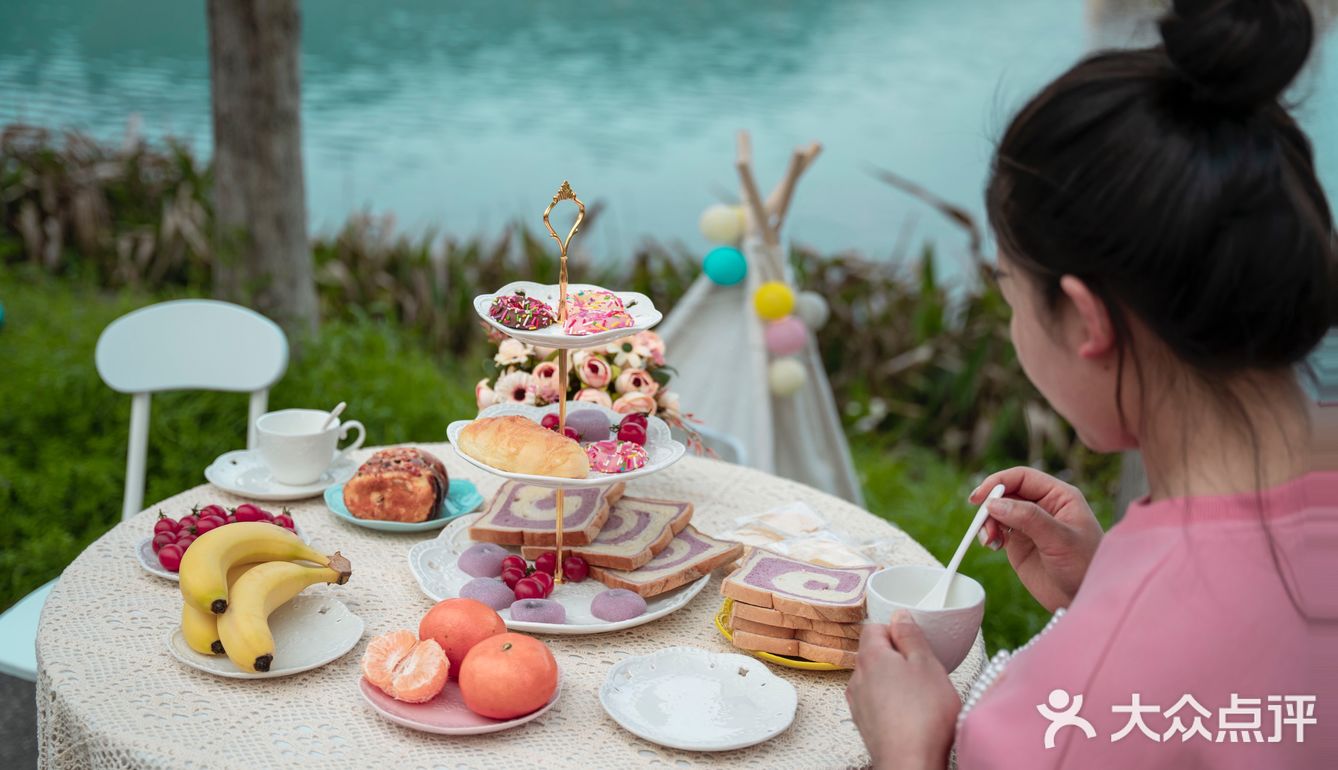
<box><xmin>533</xmin><ymin>552</ymin><xmax>557</xmax><ymax>576</ymax></box>
<box><xmin>153</xmin><ymin>514</ymin><xmax>177</xmax><ymax>536</ymax></box>
<box><xmin>620</xmin><ymin>413</ymin><xmax>648</xmax><ymax>428</ymax></box>
<box><xmin>177</xmin><ymin>515</ymin><xmax>198</xmax><ymax>533</ymax></box>
<box><xmin>500</xmin><ymin>555</ymin><xmax>527</xmax><ymax>574</ymax></box>
<box><xmin>175</xmin><ymin>533</ymin><xmax>197</xmax><ymax>551</ymax></box>
<box><xmin>273</xmin><ymin>513</ymin><xmax>294</xmax><ymax>530</ymax></box>
<box><xmin>157</xmin><ymin>544</ymin><xmax>184</xmax><ymax>572</ymax></box>
<box><xmin>616</xmin><ymin>421</ymin><xmax>647</xmax><ymax>445</ymax></box>
<box><xmin>233</xmin><ymin>504</ymin><xmax>265</xmax><ymax>523</ymax></box>
<box><xmin>562</xmin><ymin>555</ymin><xmax>589</xmax><ymax>582</ymax></box>
<box><xmin>540</xmin><ymin>413</ymin><xmax>561</xmax><ymax>431</ymax></box>
<box><xmin>561</xmin><ymin>426</ymin><xmax>581</xmax><ymax>442</ymax></box>
<box><xmin>194</xmin><ymin>517</ymin><xmax>222</xmax><ymax>535</ymax></box>
<box><xmin>529</xmin><ymin>571</ymin><xmax>554</xmax><ymax>596</ymax></box>
<box><xmin>500</xmin><ymin>567</ymin><xmax>527</xmax><ymax>590</ymax></box>
<box><xmin>198</xmin><ymin>504</ymin><xmax>227</xmax><ymax>520</ymax></box>
<box><xmin>513</xmin><ymin>576</ymin><xmax>545</xmax><ymax>601</ymax></box>
<box><xmin>225</xmin><ymin>515</ymin><xmax>237</xmax><ymax>524</ymax></box>
<box><xmin>152</xmin><ymin>531</ymin><xmax>175</xmax><ymax>552</ymax></box>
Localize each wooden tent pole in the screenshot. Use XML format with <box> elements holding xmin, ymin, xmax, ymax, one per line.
<box><xmin>735</xmin><ymin>131</ymin><xmax>776</xmax><ymax>245</ymax></box>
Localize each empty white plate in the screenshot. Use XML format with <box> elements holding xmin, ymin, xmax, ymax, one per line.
<box><xmin>600</xmin><ymin>647</ymin><xmax>798</xmax><ymax>751</ymax></box>
<box><xmin>167</xmin><ymin>593</ymin><xmax>363</xmax><ymax>678</ymax></box>
<box><xmin>205</xmin><ymin>449</ymin><xmax>357</xmax><ymax>501</ymax></box>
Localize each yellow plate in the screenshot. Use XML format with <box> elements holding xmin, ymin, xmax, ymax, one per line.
<box><xmin>713</xmin><ymin>598</ymin><xmax>846</xmax><ymax>671</ymax></box>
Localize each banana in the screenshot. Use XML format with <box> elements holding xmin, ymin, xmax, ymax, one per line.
<box><xmin>216</xmin><ymin>553</ymin><xmax>352</xmax><ymax>673</ymax></box>
<box><xmin>179</xmin><ymin>522</ymin><xmax>332</xmax><ymax>615</ymax></box>
<box><xmin>180</xmin><ymin>563</ymin><xmax>259</xmax><ymax>655</ymax></box>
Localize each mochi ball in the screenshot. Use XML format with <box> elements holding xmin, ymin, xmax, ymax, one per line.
<box><xmin>459</xmin><ymin>578</ymin><xmax>515</xmax><ymax>611</ymax></box>
<box><xmin>591</xmin><ymin>589</ymin><xmax>648</xmax><ymax>622</ymax></box>
<box><xmin>458</xmin><ymin>542</ymin><xmax>510</xmax><ymax>577</ymax></box>
<box><xmin>509</xmin><ymin>598</ymin><xmax>567</xmax><ymax>624</ymax></box>
<box><xmin>565</xmin><ymin>409</ymin><xmax>612</xmax><ymax>443</ymax></box>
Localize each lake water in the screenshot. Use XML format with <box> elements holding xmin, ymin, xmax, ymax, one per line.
<box><xmin>3</xmin><ymin>0</ymin><xmax>1336</xmax><ymax>272</ymax></box>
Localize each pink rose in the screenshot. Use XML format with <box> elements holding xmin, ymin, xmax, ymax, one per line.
<box><xmin>475</xmin><ymin>379</ymin><xmax>497</xmax><ymax>411</ymax></box>
<box><xmin>635</xmin><ymin>331</ymin><xmax>666</xmax><ymax>367</ymax></box>
<box><xmin>612</xmin><ymin>392</ymin><xmax>658</xmax><ymax>417</ymax></box>
<box><xmin>576</xmin><ymin>355</ymin><xmax>613</xmax><ymax>389</ymax></box>
<box><xmin>532</xmin><ymin>360</ymin><xmax>564</xmax><ymax>404</ymax></box>
<box><xmin>657</xmin><ymin>390</ymin><xmax>680</xmax><ymax>415</ymax></box>
<box><xmin>574</xmin><ymin>388</ymin><xmax>613</xmax><ymax>409</ymax></box>
<box><xmin>615</xmin><ymin>368</ymin><xmax>659</xmax><ymax>397</ymax></box>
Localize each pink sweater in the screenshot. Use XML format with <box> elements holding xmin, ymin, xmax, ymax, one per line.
<box><xmin>955</xmin><ymin>471</ymin><xmax>1337</xmax><ymax>769</ymax></box>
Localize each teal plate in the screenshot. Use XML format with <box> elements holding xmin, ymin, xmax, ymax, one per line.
<box><xmin>324</xmin><ymin>479</ymin><xmax>483</xmax><ymax>532</ymax></box>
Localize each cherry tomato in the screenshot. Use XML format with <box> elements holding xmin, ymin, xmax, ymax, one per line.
<box><xmin>225</xmin><ymin>515</ymin><xmax>237</xmax><ymax>524</ymax></box>
<box><xmin>157</xmin><ymin>544</ymin><xmax>184</xmax><ymax>572</ymax></box>
<box><xmin>153</xmin><ymin>514</ymin><xmax>177</xmax><ymax>536</ymax></box>
<box><xmin>500</xmin><ymin>567</ymin><xmax>527</xmax><ymax>590</ymax></box>
<box><xmin>533</xmin><ymin>551</ymin><xmax>557</xmax><ymax>576</ymax></box>
<box><xmin>540</xmin><ymin>413</ymin><xmax>561</xmax><ymax>431</ymax></box>
<box><xmin>514</xmin><ymin>576</ymin><xmax>546</xmax><ymax>601</ymax></box>
<box><xmin>194</xmin><ymin>517</ymin><xmax>222</xmax><ymax>535</ymax></box>
<box><xmin>273</xmin><ymin>513</ymin><xmax>294</xmax><ymax>530</ymax></box>
<box><xmin>177</xmin><ymin>515</ymin><xmax>198</xmax><ymax>533</ymax></box>
<box><xmin>529</xmin><ymin>571</ymin><xmax>554</xmax><ymax>596</ymax></box>
<box><xmin>561</xmin><ymin>426</ymin><xmax>581</xmax><ymax>442</ymax></box>
<box><xmin>500</xmin><ymin>555</ymin><xmax>528</xmax><ymax>574</ymax></box>
<box><xmin>233</xmin><ymin>504</ymin><xmax>265</xmax><ymax>523</ymax></box>
<box><xmin>175</xmin><ymin>533</ymin><xmax>197</xmax><ymax>551</ymax></box>
<box><xmin>616</xmin><ymin>422</ymin><xmax>647</xmax><ymax>446</ymax></box>
<box><xmin>197</xmin><ymin>504</ymin><xmax>228</xmax><ymax>520</ymax></box>
<box><xmin>620</xmin><ymin>413</ymin><xmax>649</xmax><ymax>429</ymax></box>
<box><xmin>562</xmin><ymin>555</ymin><xmax>589</xmax><ymax>582</ymax></box>
<box><xmin>152</xmin><ymin>531</ymin><xmax>175</xmax><ymax>552</ymax></box>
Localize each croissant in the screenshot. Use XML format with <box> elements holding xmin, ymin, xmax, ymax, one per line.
<box><xmin>457</xmin><ymin>416</ymin><xmax>590</xmax><ymax>478</ymax></box>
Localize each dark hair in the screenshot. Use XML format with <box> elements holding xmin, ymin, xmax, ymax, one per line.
<box><xmin>987</xmin><ymin>0</ymin><xmax>1336</xmax><ymax>380</ymax></box>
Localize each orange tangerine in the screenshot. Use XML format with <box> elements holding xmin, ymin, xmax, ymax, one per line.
<box><xmin>361</xmin><ymin>630</ymin><xmax>449</xmax><ymax>703</ymax></box>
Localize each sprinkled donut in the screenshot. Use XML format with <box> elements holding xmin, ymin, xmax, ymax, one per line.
<box><xmin>586</xmin><ymin>439</ymin><xmax>649</xmax><ymax>474</ymax></box>
<box><xmin>489</xmin><ymin>293</ymin><xmax>556</xmax><ymax>330</ymax></box>
<box><xmin>562</xmin><ymin>289</ymin><xmax>634</xmax><ymax>336</ymax></box>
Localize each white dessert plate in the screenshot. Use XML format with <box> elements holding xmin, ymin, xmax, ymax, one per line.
<box><xmin>137</xmin><ymin>520</ymin><xmax>310</xmax><ymax>582</ymax></box>
<box><xmin>359</xmin><ymin>675</ymin><xmax>561</xmax><ymax>735</ymax></box>
<box><xmin>205</xmin><ymin>449</ymin><xmax>357</xmax><ymax>501</ymax></box>
<box><xmin>447</xmin><ymin>402</ymin><xmax>685</xmax><ymax>489</ymax></box>
<box><xmin>167</xmin><ymin>593</ymin><xmax>363</xmax><ymax>679</ymax></box>
<box><xmin>408</xmin><ymin>513</ymin><xmax>710</xmax><ymax>636</ymax></box>
<box><xmin>600</xmin><ymin>646</ymin><xmax>798</xmax><ymax>752</ymax></box>
<box><xmin>323</xmin><ymin>479</ymin><xmax>484</xmax><ymax>533</ymax></box>
<box><xmin>474</xmin><ymin>281</ymin><xmax>662</xmax><ymax>349</ymax></box>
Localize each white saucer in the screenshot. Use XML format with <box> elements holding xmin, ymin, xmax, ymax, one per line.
<box><xmin>167</xmin><ymin>593</ymin><xmax>363</xmax><ymax>678</ymax></box>
<box><xmin>600</xmin><ymin>647</ymin><xmax>798</xmax><ymax>751</ymax></box>
<box><xmin>205</xmin><ymin>449</ymin><xmax>357</xmax><ymax>501</ymax></box>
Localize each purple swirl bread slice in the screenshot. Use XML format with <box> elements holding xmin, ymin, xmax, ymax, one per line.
<box><xmin>468</xmin><ymin>481</ymin><xmax>625</xmax><ymax>546</ymax></box>
<box><xmin>520</xmin><ymin>497</ymin><xmax>693</xmax><ymax>571</ymax></box>
<box><xmin>729</xmin><ymin>602</ymin><xmax>862</xmax><ymax>639</ymax></box>
<box><xmin>588</xmin><ymin>525</ymin><xmax>744</xmax><ymax>598</ymax></box>
<box><xmin>728</xmin><ymin>614</ymin><xmax>796</xmax><ymax>640</ymax></box>
<box><xmin>797</xmin><ymin>641</ymin><xmax>858</xmax><ymax>669</ymax></box>
<box><xmin>796</xmin><ymin>628</ymin><xmax>860</xmax><ymax>652</ymax></box>
<box><xmin>721</xmin><ymin>550</ymin><xmax>875</xmax><ymax>623</ymax></box>
<box><xmin>730</xmin><ymin>629</ymin><xmax>799</xmax><ymax>657</ymax></box>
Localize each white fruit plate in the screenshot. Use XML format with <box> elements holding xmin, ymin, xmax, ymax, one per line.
<box><xmin>408</xmin><ymin>513</ymin><xmax>709</xmax><ymax>635</ymax></box>
<box><xmin>447</xmin><ymin>402</ymin><xmax>685</xmax><ymax>489</ymax></box>
<box><xmin>360</xmin><ymin>675</ymin><xmax>561</xmax><ymax>735</ymax></box>
<box><xmin>136</xmin><ymin>521</ymin><xmax>310</xmax><ymax>582</ymax></box>
<box><xmin>167</xmin><ymin>593</ymin><xmax>363</xmax><ymax>679</ymax></box>
<box><xmin>600</xmin><ymin>647</ymin><xmax>798</xmax><ymax>752</ymax></box>
<box><xmin>474</xmin><ymin>281</ymin><xmax>662</xmax><ymax>349</ymax></box>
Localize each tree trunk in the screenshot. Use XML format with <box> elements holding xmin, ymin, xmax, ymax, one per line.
<box><xmin>207</xmin><ymin>0</ymin><xmax>317</xmax><ymax>336</ymax></box>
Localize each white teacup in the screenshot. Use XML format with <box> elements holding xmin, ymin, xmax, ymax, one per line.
<box><xmin>866</xmin><ymin>564</ymin><xmax>985</xmax><ymax>672</ymax></box>
<box><xmin>255</xmin><ymin>409</ymin><xmax>366</xmax><ymax>486</ymax></box>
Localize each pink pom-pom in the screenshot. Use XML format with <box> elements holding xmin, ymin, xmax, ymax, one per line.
<box><xmin>765</xmin><ymin>316</ymin><xmax>808</xmax><ymax>356</ymax></box>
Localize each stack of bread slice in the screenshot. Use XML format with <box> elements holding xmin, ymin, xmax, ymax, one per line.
<box><xmin>469</xmin><ymin>481</ymin><xmax>743</xmax><ymax>597</ymax></box>
<box><xmin>720</xmin><ymin>549</ymin><xmax>875</xmax><ymax>668</ymax></box>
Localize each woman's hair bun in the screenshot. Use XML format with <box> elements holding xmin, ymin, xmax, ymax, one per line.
<box><xmin>1159</xmin><ymin>0</ymin><xmax>1314</xmax><ymax>110</ymax></box>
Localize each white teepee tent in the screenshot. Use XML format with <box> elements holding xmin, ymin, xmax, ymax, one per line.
<box><xmin>659</xmin><ymin>132</ymin><xmax>864</xmax><ymax>505</ymax></box>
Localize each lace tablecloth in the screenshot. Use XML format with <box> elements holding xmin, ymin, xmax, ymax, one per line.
<box><xmin>36</xmin><ymin>445</ymin><xmax>984</xmax><ymax>769</ymax></box>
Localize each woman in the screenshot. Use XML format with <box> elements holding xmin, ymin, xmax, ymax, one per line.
<box><xmin>845</xmin><ymin>0</ymin><xmax>1336</xmax><ymax>767</ymax></box>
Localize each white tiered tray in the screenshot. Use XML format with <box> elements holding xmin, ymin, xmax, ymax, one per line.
<box><xmin>474</xmin><ymin>281</ymin><xmax>662</xmax><ymax>349</ymax></box>
<box><xmin>408</xmin><ymin>513</ymin><xmax>710</xmax><ymax>636</ymax></box>
<box><xmin>446</xmin><ymin>402</ymin><xmax>686</xmax><ymax>489</ymax></box>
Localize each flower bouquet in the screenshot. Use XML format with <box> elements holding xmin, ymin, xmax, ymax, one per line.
<box><xmin>475</xmin><ymin>329</ymin><xmax>706</xmax><ymax>453</ymax></box>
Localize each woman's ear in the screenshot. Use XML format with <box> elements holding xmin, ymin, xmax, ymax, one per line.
<box><xmin>1059</xmin><ymin>275</ymin><xmax>1115</xmax><ymax>359</ymax></box>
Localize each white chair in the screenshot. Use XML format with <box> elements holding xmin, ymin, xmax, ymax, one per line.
<box><xmin>0</xmin><ymin>300</ymin><xmax>289</xmax><ymax>685</ymax></box>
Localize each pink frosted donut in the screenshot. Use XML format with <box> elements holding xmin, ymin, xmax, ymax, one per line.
<box><xmin>585</xmin><ymin>440</ymin><xmax>649</xmax><ymax>474</ymax></box>
<box><xmin>562</xmin><ymin>289</ymin><xmax>634</xmax><ymax>336</ymax></box>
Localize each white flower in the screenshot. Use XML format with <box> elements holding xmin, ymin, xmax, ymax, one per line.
<box><xmin>493</xmin><ymin>371</ymin><xmax>536</xmax><ymax>405</ymax></box>
<box><xmin>494</xmin><ymin>338</ymin><xmax>535</xmax><ymax>367</ymax></box>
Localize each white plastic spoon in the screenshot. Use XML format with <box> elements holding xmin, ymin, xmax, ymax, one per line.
<box><xmin>916</xmin><ymin>483</ymin><xmax>1006</xmax><ymax>610</ymax></box>
<box><xmin>320</xmin><ymin>401</ymin><xmax>347</xmax><ymax>431</ymax></box>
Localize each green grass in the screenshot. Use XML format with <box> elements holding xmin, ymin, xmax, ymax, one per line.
<box><xmin>0</xmin><ymin>268</ymin><xmax>1112</xmax><ymax>651</ymax></box>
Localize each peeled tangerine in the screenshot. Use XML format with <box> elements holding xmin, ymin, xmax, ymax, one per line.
<box><xmin>361</xmin><ymin>629</ymin><xmax>449</xmax><ymax>704</ymax></box>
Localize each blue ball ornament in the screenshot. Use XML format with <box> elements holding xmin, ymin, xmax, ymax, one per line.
<box><xmin>703</xmin><ymin>246</ymin><xmax>748</xmax><ymax>286</ymax></box>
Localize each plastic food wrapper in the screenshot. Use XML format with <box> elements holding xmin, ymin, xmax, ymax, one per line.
<box><xmin>718</xmin><ymin>501</ymin><xmax>900</xmax><ymax>569</ymax></box>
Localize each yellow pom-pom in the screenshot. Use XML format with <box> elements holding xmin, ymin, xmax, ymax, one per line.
<box><xmin>768</xmin><ymin>358</ymin><xmax>806</xmax><ymax>396</ymax></box>
<box><xmin>753</xmin><ymin>281</ymin><xmax>796</xmax><ymax>321</ymax></box>
<box><xmin>699</xmin><ymin>204</ymin><xmax>746</xmax><ymax>244</ymax></box>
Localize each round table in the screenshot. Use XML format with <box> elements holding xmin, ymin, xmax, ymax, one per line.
<box><xmin>36</xmin><ymin>445</ymin><xmax>985</xmax><ymax>769</ymax></box>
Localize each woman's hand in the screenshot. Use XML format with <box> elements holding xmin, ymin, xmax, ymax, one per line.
<box><xmin>846</xmin><ymin>612</ymin><xmax>959</xmax><ymax>770</ymax></box>
<box><xmin>972</xmin><ymin>466</ymin><xmax>1103</xmax><ymax>611</ymax></box>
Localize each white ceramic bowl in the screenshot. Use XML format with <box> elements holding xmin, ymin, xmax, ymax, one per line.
<box><xmin>865</xmin><ymin>564</ymin><xmax>984</xmax><ymax>672</ymax></box>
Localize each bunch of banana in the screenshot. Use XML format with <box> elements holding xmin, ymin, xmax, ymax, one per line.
<box><xmin>177</xmin><ymin>521</ymin><xmax>352</xmax><ymax>673</ymax></box>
